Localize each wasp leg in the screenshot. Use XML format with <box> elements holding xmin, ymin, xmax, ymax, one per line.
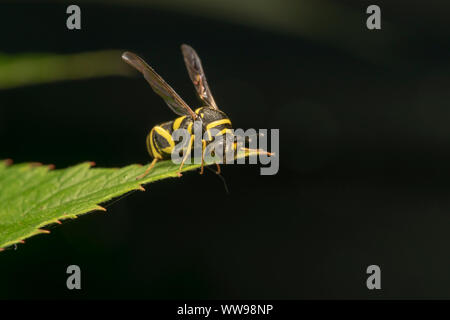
<box><xmin>137</xmin><ymin>158</ymin><xmax>158</xmax><ymax>180</ymax></box>
<box><xmin>241</xmin><ymin>147</ymin><xmax>274</xmax><ymax>157</ymax></box>
<box><xmin>178</xmin><ymin>135</ymin><xmax>195</xmax><ymax>177</ymax></box>
<box><xmin>215</xmin><ymin>163</ymin><xmax>221</xmax><ymax>175</ymax></box>
<box><xmin>200</xmin><ymin>139</ymin><xmax>206</xmax><ymax>175</ymax></box>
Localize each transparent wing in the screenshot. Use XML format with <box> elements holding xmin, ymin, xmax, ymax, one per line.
<box><xmin>122</xmin><ymin>51</ymin><xmax>197</xmax><ymax>119</ymax></box>
<box><xmin>181</xmin><ymin>44</ymin><xmax>219</xmax><ymax>110</ymax></box>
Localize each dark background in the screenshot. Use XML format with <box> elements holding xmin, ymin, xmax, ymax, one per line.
<box><xmin>1</xmin><ymin>0</ymin><xmax>450</xmax><ymax>299</ymax></box>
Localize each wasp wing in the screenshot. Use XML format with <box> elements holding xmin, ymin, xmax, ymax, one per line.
<box><xmin>181</xmin><ymin>44</ymin><xmax>219</xmax><ymax>110</ymax></box>
<box><xmin>122</xmin><ymin>51</ymin><xmax>197</xmax><ymax>119</ymax></box>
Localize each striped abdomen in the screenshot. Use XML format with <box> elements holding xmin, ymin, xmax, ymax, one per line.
<box><xmin>146</xmin><ymin>107</ymin><xmax>233</xmax><ymax>160</ymax></box>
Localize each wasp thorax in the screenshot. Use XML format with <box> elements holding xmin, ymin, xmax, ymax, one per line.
<box><xmin>195</xmin><ymin>107</ymin><xmax>229</xmax><ymax>124</ymax></box>
<box><xmin>194</xmin><ymin>107</ymin><xmax>233</xmax><ymax>141</ymax></box>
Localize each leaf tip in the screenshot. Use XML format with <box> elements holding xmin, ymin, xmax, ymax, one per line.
<box><xmin>96</xmin><ymin>205</ymin><xmax>107</xmax><ymax>212</ymax></box>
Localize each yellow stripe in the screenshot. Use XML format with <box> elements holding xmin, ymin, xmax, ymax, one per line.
<box><xmin>206</xmin><ymin>119</ymin><xmax>231</xmax><ymax>130</ymax></box>
<box><xmin>195</xmin><ymin>107</ymin><xmax>203</xmax><ymax>114</ymax></box>
<box><xmin>148</xmin><ymin>128</ymin><xmax>162</xmax><ymax>159</ymax></box>
<box><xmin>218</xmin><ymin>128</ymin><xmax>233</xmax><ymax>136</ymax></box>
<box><xmin>187</xmin><ymin>122</ymin><xmax>193</xmax><ymax>134</ymax></box>
<box><xmin>161</xmin><ymin>146</ymin><xmax>173</xmax><ymax>154</ymax></box>
<box><xmin>205</xmin><ymin>128</ymin><xmax>232</xmax><ymax>140</ymax></box>
<box><xmin>172</xmin><ymin>116</ymin><xmax>186</xmax><ymax>131</ymax></box>
<box><xmin>154</xmin><ymin>126</ymin><xmax>175</xmax><ymax>154</ymax></box>
<box><xmin>146</xmin><ymin>133</ymin><xmax>153</xmax><ymax>157</ymax></box>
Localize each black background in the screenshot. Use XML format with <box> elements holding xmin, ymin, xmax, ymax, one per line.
<box><xmin>1</xmin><ymin>0</ymin><xmax>450</xmax><ymax>299</ymax></box>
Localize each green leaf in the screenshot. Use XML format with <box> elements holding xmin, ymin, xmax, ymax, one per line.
<box><xmin>0</xmin><ymin>151</ymin><xmax>260</xmax><ymax>250</ymax></box>
<box><xmin>0</xmin><ymin>159</ymin><xmax>203</xmax><ymax>250</ymax></box>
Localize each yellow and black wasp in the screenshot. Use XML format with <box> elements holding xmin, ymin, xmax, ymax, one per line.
<box><xmin>122</xmin><ymin>44</ymin><xmax>270</xmax><ymax>179</ymax></box>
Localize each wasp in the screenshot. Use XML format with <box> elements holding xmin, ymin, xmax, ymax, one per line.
<box><xmin>122</xmin><ymin>44</ymin><xmax>271</xmax><ymax>179</ymax></box>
